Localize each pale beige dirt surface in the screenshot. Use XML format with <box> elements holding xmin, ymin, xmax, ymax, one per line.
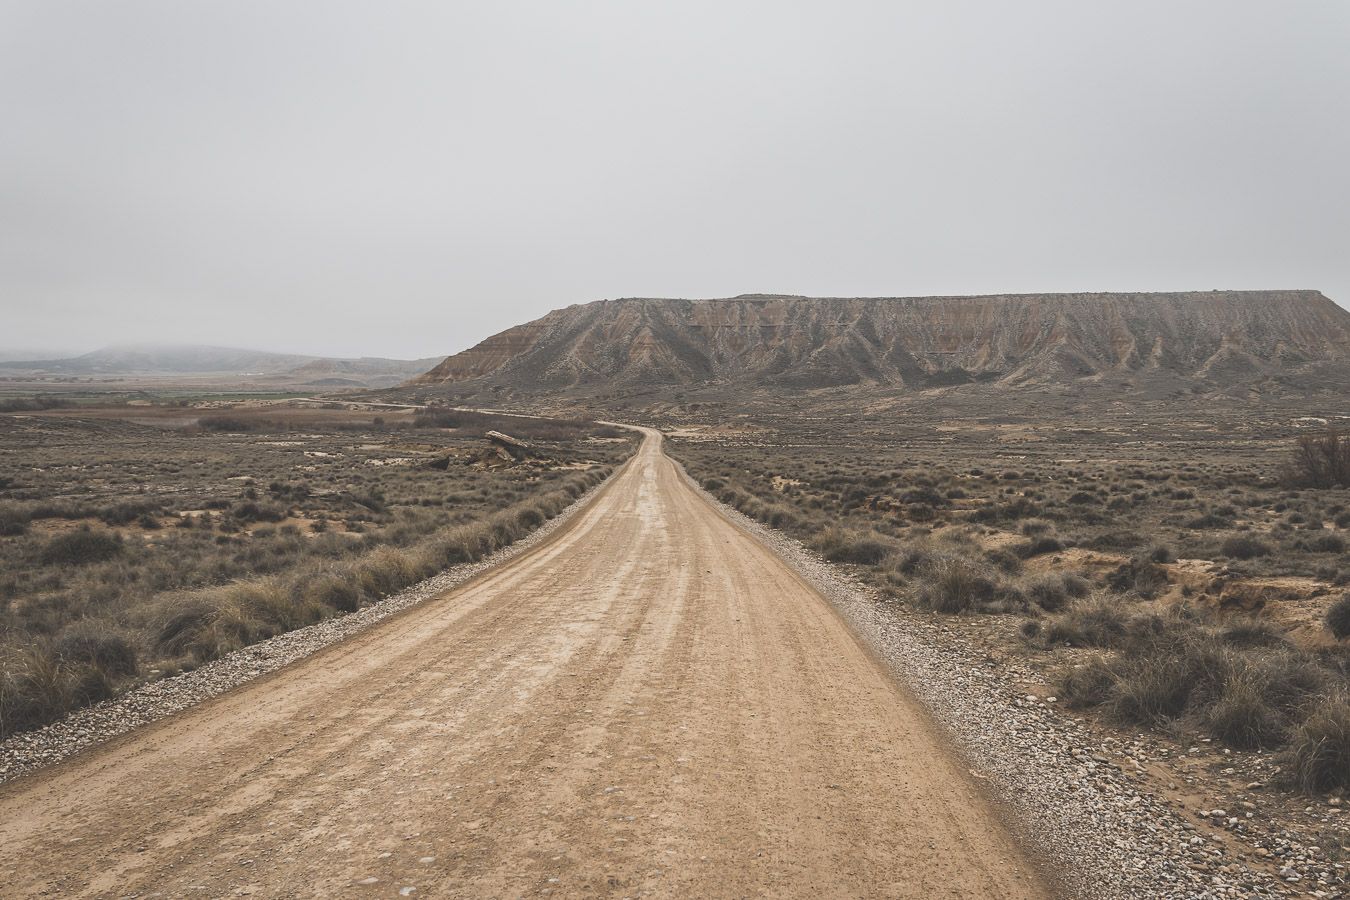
<box><xmin>0</xmin><ymin>430</ymin><xmax>1049</xmax><ymax>899</ymax></box>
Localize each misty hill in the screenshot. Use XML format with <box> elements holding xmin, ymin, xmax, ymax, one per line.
<box><xmin>411</xmin><ymin>291</ymin><xmax>1350</xmax><ymax>399</ymax></box>
<box><xmin>0</xmin><ymin>344</ymin><xmax>441</xmax><ymax>389</ymax></box>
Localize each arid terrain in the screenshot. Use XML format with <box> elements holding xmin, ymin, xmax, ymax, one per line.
<box><xmin>2</xmin><ymin>291</ymin><xmax>1349</xmax><ymax>898</ymax></box>
<box><xmin>0</xmin><ymin>402</ymin><xmax>632</xmax><ymax>736</ymax></box>
<box><xmin>409</xmin><ymin>291</ymin><xmax>1350</xmax><ymax>402</ymax></box>
<box><xmin>0</xmin><ymin>428</ymin><xmax>1049</xmax><ymax>898</ymax></box>
<box><xmin>663</xmin><ymin>403</ymin><xmax>1350</xmax><ymax>882</ymax></box>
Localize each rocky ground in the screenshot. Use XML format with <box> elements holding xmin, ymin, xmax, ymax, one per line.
<box><xmin>680</xmin><ymin>464</ymin><xmax>1348</xmax><ymax>900</ymax></box>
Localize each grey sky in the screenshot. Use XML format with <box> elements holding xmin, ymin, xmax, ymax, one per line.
<box><xmin>2</xmin><ymin>1</ymin><xmax>1347</xmax><ymax>360</ymax></box>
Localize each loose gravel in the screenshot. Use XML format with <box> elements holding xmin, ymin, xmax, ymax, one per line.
<box><xmin>0</xmin><ymin>472</ymin><xmax>618</xmax><ymax>786</ymax></box>
<box><xmin>681</xmin><ymin>464</ymin><xmax>1317</xmax><ymax>900</ymax></box>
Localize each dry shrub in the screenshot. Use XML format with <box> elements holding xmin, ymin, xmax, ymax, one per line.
<box><xmin>1024</xmin><ymin>573</ymin><xmax>1089</xmax><ymax>613</ymax></box>
<box><xmin>1327</xmin><ymin>596</ymin><xmax>1350</xmax><ymax>641</ymax></box>
<box><xmin>0</xmin><ymin>504</ymin><xmax>30</xmax><ymax>536</ymax></box>
<box><xmin>1045</xmin><ymin>597</ymin><xmax>1129</xmax><ymax>648</ymax></box>
<box><xmin>1307</xmin><ymin>533</ymin><xmax>1347</xmax><ymax>554</ymax></box>
<box><xmin>1284</xmin><ymin>696</ymin><xmax>1350</xmax><ymax>793</ymax></box>
<box><xmin>1205</xmin><ymin>668</ymin><xmax>1288</xmax><ymax>749</ymax></box>
<box><xmin>1052</xmin><ymin>603</ymin><xmax>1341</xmax><ymax>758</ymax></box>
<box><xmin>0</xmin><ymin>645</ymin><xmax>72</xmax><ymax>735</ymax></box>
<box><xmin>1285</xmin><ymin>428</ymin><xmax>1350</xmax><ymax>489</ymax></box>
<box><xmin>0</xmin><ymin>643</ymin><xmax>117</xmax><ymax>738</ymax></box>
<box><xmin>40</xmin><ymin>529</ymin><xmax>123</xmax><ymax>566</ymax></box>
<box><xmin>1221</xmin><ymin>619</ymin><xmax>1287</xmax><ymax>649</ymax></box>
<box><xmin>1105</xmin><ymin>554</ymin><xmax>1168</xmax><ymax>598</ymax></box>
<box><xmin>234</xmin><ymin>580</ymin><xmax>326</xmax><ymax>635</ymax></box>
<box><xmin>1221</xmin><ymin>535</ymin><xmax>1271</xmax><ymax>560</ymax></box>
<box><xmin>1017</xmin><ymin>536</ymin><xmax>1064</xmax><ymax>559</ymax></box>
<box><xmin>303</xmin><ymin>573</ymin><xmax>362</xmax><ymax>613</ymax></box>
<box><xmin>1060</xmin><ymin>656</ymin><xmax>1118</xmax><ymax>708</ymax></box>
<box><xmin>917</xmin><ymin>555</ymin><xmax>997</xmax><ymax>614</ymax></box>
<box><xmin>56</xmin><ymin>623</ymin><xmax>139</xmax><ymax>678</ymax></box>
<box><xmin>813</xmin><ymin>527</ymin><xmax>895</xmax><ymax>566</ymax></box>
<box><xmin>1105</xmin><ymin>655</ymin><xmax>1198</xmax><ymax>725</ymax></box>
<box><xmin>352</xmin><ymin>547</ymin><xmax>419</xmax><ymax>600</ymax></box>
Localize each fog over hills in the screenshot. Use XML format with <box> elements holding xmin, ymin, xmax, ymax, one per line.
<box><xmin>0</xmin><ymin>343</ymin><xmax>441</xmax><ymax>389</ymax></box>
<box><xmin>409</xmin><ymin>291</ymin><xmax>1350</xmax><ymax>400</ymax></box>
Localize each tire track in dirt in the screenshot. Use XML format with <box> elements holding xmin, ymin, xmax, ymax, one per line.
<box><xmin>0</xmin><ymin>428</ymin><xmax>1050</xmax><ymax>898</ymax></box>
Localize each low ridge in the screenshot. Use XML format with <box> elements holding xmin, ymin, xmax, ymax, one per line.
<box><xmin>412</xmin><ymin>290</ymin><xmax>1350</xmax><ymax>395</ymax></box>
<box><xmin>0</xmin><ymin>344</ymin><xmax>442</xmax><ymax>389</ymax></box>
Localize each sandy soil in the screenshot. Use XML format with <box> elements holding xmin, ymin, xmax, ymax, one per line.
<box><xmin>0</xmin><ymin>429</ymin><xmax>1047</xmax><ymax>898</ymax></box>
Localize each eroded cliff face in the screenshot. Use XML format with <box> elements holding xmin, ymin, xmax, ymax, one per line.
<box><xmin>412</xmin><ymin>291</ymin><xmax>1350</xmax><ymax>392</ymax></box>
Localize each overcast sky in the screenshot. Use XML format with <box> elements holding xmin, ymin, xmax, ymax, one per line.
<box><xmin>2</xmin><ymin>1</ymin><xmax>1347</xmax><ymax>360</ymax></box>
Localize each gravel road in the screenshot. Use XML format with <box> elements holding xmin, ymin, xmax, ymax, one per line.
<box><xmin>0</xmin><ymin>428</ymin><xmax>1045</xmax><ymax>898</ymax></box>
<box><xmin>682</xmin><ymin>465</ymin><xmax>1311</xmax><ymax>900</ymax></box>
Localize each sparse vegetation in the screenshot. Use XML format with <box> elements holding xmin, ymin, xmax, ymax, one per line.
<box><xmin>1286</xmin><ymin>427</ymin><xmax>1350</xmax><ymax>489</ymax></box>
<box><xmin>1284</xmin><ymin>695</ymin><xmax>1350</xmax><ymax>793</ymax></box>
<box><xmin>1327</xmin><ymin>595</ymin><xmax>1350</xmax><ymax>640</ymax></box>
<box><xmin>39</xmin><ymin>528</ymin><xmax>123</xmax><ymax>565</ymax></box>
<box><xmin>1220</xmin><ymin>535</ymin><xmax>1271</xmax><ymax>560</ymax></box>
<box><xmin>670</xmin><ymin>413</ymin><xmax>1350</xmax><ymax>793</ymax></box>
<box><xmin>0</xmin><ymin>407</ymin><xmax>634</xmax><ymax>738</ymax></box>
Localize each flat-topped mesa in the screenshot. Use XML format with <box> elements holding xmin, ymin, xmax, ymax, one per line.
<box><xmin>412</xmin><ymin>290</ymin><xmax>1350</xmax><ymax>393</ymax></box>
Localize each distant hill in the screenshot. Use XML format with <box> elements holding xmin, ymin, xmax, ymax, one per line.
<box><xmin>0</xmin><ymin>344</ymin><xmax>441</xmax><ymax>389</ymax></box>
<box><xmin>0</xmin><ymin>346</ymin><xmax>80</xmax><ymax>363</ymax></box>
<box><xmin>409</xmin><ymin>291</ymin><xmax>1350</xmax><ymax>401</ymax></box>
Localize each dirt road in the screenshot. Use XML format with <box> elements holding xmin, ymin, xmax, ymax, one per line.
<box><xmin>0</xmin><ymin>429</ymin><xmax>1048</xmax><ymax>898</ymax></box>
